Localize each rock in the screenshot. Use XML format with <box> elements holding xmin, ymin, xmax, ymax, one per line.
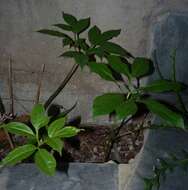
<box><xmin>0</xmin><ymin>163</ymin><xmax>118</xmax><ymax>190</ymax></box>
<box><xmin>126</xmin><ymin>12</ymin><xmax>188</xmax><ymax>190</ymax></box>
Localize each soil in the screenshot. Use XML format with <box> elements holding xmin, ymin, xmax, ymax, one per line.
<box><xmin>0</xmin><ymin>122</ymin><xmax>144</xmax><ymax>164</ymax></box>
<box><xmin>64</xmin><ymin>124</ymin><xmax>144</xmax><ymax>163</ymax></box>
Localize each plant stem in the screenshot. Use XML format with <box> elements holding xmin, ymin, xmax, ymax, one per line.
<box><xmin>44</xmin><ymin>32</ymin><xmax>80</xmax><ymax>110</ymax></box>
<box><xmin>104</xmin><ymin>117</ymin><xmax>132</xmax><ymax>162</ymax></box>
<box><xmin>36</xmin><ymin>130</ymin><xmax>40</xmax><ymax>146</ymax></box>
<box><xmin>34</xmin><ymin>64</ymin><xmax>45</xmax><ymax>105</ymax></box>
<box><xmin>7</xmin><ymin>57</ymin><xmax>15</xmax><ymax>149</ymax></box>
<box><xmin>44</xmin><ymin>64</ymin><xmax>79</xmax><ymax>109</ymax></box>
<box><xmin>0</xmin><ymin>97</ymin><xmax>5</xmax><ymax>114</ymax></box>
<box><xmin>8</xmin><ymin>57</ymin><xmax>14</xmax><ymax>115</ymax></box>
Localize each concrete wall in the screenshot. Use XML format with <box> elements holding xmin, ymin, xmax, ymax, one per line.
<box><xmin>0</xmin><ymin>0</ymin><xmax>188</xmax><ymax>123</ymax></box>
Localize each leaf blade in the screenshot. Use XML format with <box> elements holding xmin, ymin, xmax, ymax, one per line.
<box><xmin>101</xmin><ymin>42</ymin><xmax>133</xmax><ymax>58</ymax></box>
<box><xmin>1</xmin><ymin>144</ymin><xmax>36</xmax><ymax>166</ymax></box>
<box><xmin>45</xmin><ymin>137</ymin><xmax>64</xmax><ymax>155</ymax></box>
<box><xmin>37</xmin><ymin>29</ymin><xmax>69</xmax><ymax>38</ymax></box>
<box><xmin>116</xmin><ymin>100</ymin><xmax>138</xmax><ymax>119</ymax></box>
<box><xmin>34</xmin><ymin>149</ymin><xmax>56</xmax><ymax>176</ymax></box>
<box><xmin>63</xmin><ymin>12</ymin><xmax>77</xmax><ymax>25</ymax></box>
<box><xmin>131</xmin><ymin>57</ymin><xmax>153</xmax><ymax>78</ymax></box>
<box><xmin>4</xmin><ymin>122</ymin><xmax>34</xmax><ymax>137</ymax></box>
<box><xmin>89</xmin><ymin>62</ymin><xmax>115</xmax><ymax>81</ymax></box>
<box><xmin>31</xmin><ymin>104</ymin><xmax>49</xmax><ymax>131</ymax></box>
<box><xmin>93</xmin><ymin>93</ymin><xmax>125</xmax><ymax>116</ymax></box>
<box><xmin>55</xmin><ymin>126</ymin><xmax>81</xmax><ymax>138</ymax></box>
<box><xmin>107</xmin><ymin>55</ymin><xmax>131</xmax><ymax>79</ymax></box>
<box><xmin>48</xmin><ymin>117</ymin><xmax>66</xmax><ymax>138</ymax></box>
<box><xmin>88</xmin><ymin>26</ymin><xmax>101</xmax><ymax>45</ymax></box>
<box><xmin>141</xmin><ymin>80</ymin><xmax>184</xmax><ymax>93</ymax></box>
<box><xmin>101</xmin><ymin>29</ymin><xmax>121</xmax><ymax>41</ymax></box>
<box><xmin>142</xmin><ymin>99</ymin><xmax>184</xmax><ymax>128</ymax></box>
<box><xmin>73</xmin><ymin>18</ymin><xmax>90</xmax><ymax>34</ymax></box>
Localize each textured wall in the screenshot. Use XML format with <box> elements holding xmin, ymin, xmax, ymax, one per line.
<box><xmin>0</xmin><ymin>0</ymin><xmax>188</xmax><ymax>123</ymax></box>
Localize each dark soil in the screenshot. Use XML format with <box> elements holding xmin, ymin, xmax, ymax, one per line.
<box><xmin>0</xmin><ymin>121</ymin><xmax>144</xmax><ymax>164</ymax></box>
<box><xmin>64</xmin><ymin>124</ymin><xmax>144</xmax><ymax>163</ymax></box>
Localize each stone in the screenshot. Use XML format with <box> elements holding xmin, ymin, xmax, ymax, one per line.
<box><xmin>126</xmin><ymin>12</ymin><xmax>188</xmax><ymax>190</ymax></box>
<box><xmin>0</xmin><ymin>163</ymin><xmax>118</xmax><ymax>190</ymax></box>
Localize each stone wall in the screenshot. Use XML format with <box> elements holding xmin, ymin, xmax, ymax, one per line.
<box><xmin>125</xmin><ymin>12</ymin><xmax>188</xmax><ymax>190</ymax></box>
<box><xmin>0</xmin><ymin>0</ymin><xmax>188</xmax><ymax>122</ymax></box>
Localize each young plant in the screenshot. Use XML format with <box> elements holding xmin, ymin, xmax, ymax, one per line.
<box><xmin>0</xmin><ymin>104</ymin><xmax>81</xmax><ymax>176</ymax></box>
<box><xmin>37</xmin><ymin>13</ymin><xmax>186</xmax><ymax>162</ymax></box>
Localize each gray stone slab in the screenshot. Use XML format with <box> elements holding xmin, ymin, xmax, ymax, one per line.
<box><xmin>126</xmin><ymin>12</ymin><xmax>188</xmax><ymax>190</ymax></box>
<box><xmin>0</xmin><ymin>163</ymin><xmax>118</xmax><ymax>190</ymax></box>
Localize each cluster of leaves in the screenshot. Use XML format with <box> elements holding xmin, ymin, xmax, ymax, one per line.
<box><xmin>144</xmin><ymin>150</ymin><xmax>188</xmax><ymax>190</ymax></box>
<box><xmin>38</xmin><ymin>12</ymin><xmax>186</xmax><ymax>129</ymax></box>
<box><xmin>0</xmin><ymin>104</ymin><xmax>81</xmax><ymax>176</ymax></box>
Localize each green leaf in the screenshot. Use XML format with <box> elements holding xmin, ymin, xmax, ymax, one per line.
<box><xmin>53</xmin><ymin>24</ymin><xmax>73</xmax><ymax>31</ymax></box>
<box><xmin>31</xmin><ymin>104</ymin><xmax>49</xmax><ymax>131</ymax></box>
<box><xmin>73</xmin><ymin>18</ymin><xmax>90</xmax><ymax>34</ymax></box>
<box><xmin>88</xmin><ymin>26</ymin><xmax>101</xmax><ymax>45</ymax></box>
<box><xmin>89</xmin><ymin>62</ymin><xmax>115</xmax><ymax>81</ymax></box>
<box><xmin>4</xmin><ymin>122</ymin><xmax>34</xmax><ymax>137</ymax></box>
<box><xmin>45</xmin><ymin>137</ymin><xmax>64</xmax><ymax>155</ymax></box>
<box><xmin>143</xmin><ymin>178</ymin><xmax>153</xmax><ymax>190</ymax></box>
<box><xmin>101</xmin><ymin>29</ymin><xmax>121</xmax><ymax>41</ymax></box>
<box><xmin>75</xmin><ymin>39</ymin><xmax>89</xmax><ymax>51</ymax></box>
<box><xmin>55</xmin><ymin>126</ymin><xmax>81</xmax><ymax>138</ymax></box>
<box><xmin>61</xmin><ymin>51</ymin><xmax>80</xmax><ymax>58</ymax></box>
<box><xmin>34</xmin><ymin>149</ymin><xmax>56</xmax><ymax>176</ymax></box>
<box><xmin>107</xmin><ymin>55</ymin><xmax>131</xmax><ymax>79</ymax></box>
<box><xmin>1</xmin><ymin>144</ymin><xmax>36</xmax><ymax>166</ymax></box>
<box><xmin>48</xmin><ymin>117</ymin><xmax>66</xmax><ymax>138</ymax></box>
<box><xmin>93</xmin><ymin>93</ymin><xmax>125</xmax><ymax>116</ymax></box>
<box><xmin>63</xmin><ymin>12</ymin><xmax>77</xmax><ymax>25</ymax></box>
<box><xmin>0</xmin><ymin>124</ymin><xmax>6</xmax><ymax>129</ymax></box>
<box><xmin>74</xmin><ymin>53</ymin><xmax>89</xmax><ymax>68</ymax></box>
<box><xmin>141</xmin><ymin>80</ymin><xmax>184</xmax><ymax>93</ymax></box>
<box><xmin>27</xmin><ymin>136</ymin><xmax>37</xmax><ymax>144</ymax></box>
<box><xmin>86</xmin><ymin>47</ymin><xmax>105</xmax><ymax>58</ymax></box>
<box><xmin>63</xmin><ymin>37</ymin><xmax>74</xmax><ymax>47</ymax></box>
<box><xmin>131</xmin><ymin>57</ymin><xmax>152</xmax><ymax>78</ymax></box>
<box><xmin>101</xmin><ymin>42</ymin><xmax>132</xmax><ymax>57</ymax></box>
<box><xmin>61</xmin><ymin>51</ymin><xmax>88</xmax><ymax>68</ymax></box>
<box><xmin>142</xmin><ymin>99</ymin><xmax>185</xmax><ymax>128</ymax></box>
<box><xmin>37</xmin><ymin>29</ymin><xmax>69</xmax><ymax>38</ymax></box>
<box><xmin>116</xmin><ymin>100</ymin><xmax>137</xmax><ymax>119</ymax></box>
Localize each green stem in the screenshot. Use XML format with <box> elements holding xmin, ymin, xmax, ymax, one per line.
<box><xmin>44</xmin><ymin>64</ymin><xmax>79</xmax><ymax>109</ymax></box>
<box><xmin>44</xmin><ymin>32</ymin><xmax>80</xmax><ymax>109</ymax></box>
<box><xmin>35</xmin><ymin>130</ymin><xmax>40</xmax><ymax>147</ymax></box>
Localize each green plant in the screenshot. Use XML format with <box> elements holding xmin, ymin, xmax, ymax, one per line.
<box><xmin>37</xmin><ymin>12</ymin><xmax>186</xmax><ymax>162</ymax></box>
<box><xmin>0</xmin><ymin>104</ymin><xmax>81</xmax><ymax>176</ymax></box>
